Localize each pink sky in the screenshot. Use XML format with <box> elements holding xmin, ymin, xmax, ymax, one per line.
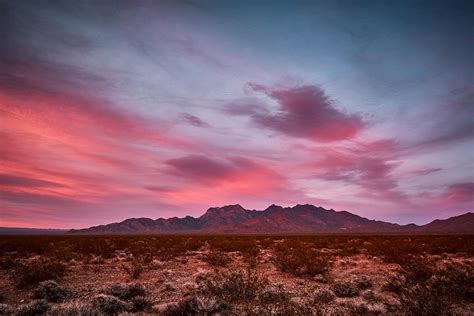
<box><xmin>1</xmin><ymin>1</ymin><xmax>473</xmax><ymax>228</ymax></box>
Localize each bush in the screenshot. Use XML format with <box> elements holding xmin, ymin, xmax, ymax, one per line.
<box><xmin>381</xmin><ymin>274</ymin><xmax>404</xmax><ymax>294</ymax></box>
<box><xmin>130</xmin><ymin>296</ymin><xmax>152</xmax><ymax>312</ymax></box>
<box><xmin>203</xmin><ymin>250</ymin><xmax>231</xmax><ymax>267</ymax></box>
<box><xmin>104</xmin><ymin>282</ymin><xmax>146</xmax><ymax>301</ymax></box>
<box><xmin>164</xmin><ymin>294</ymin><xmax>229</xmax><ymax>315</ymax></box>
<box><xmin>400</xmin><ymin>258</ymin><xmax>435</xmax><ymax>285</ymax></box>
<box><xmin>15</xmin><ymin>299</ymin><xmax>50</xmax><ymax>316</ymax></box>
<box><xmin>0</xmin><ymin>304</ymin><xmax>13</xmax><ymax>315</ymax></box>
<box><xmin>399</xmin><ymin>285</ymin><xmax>453</xmax><ymax>315</ymax></box>
<box><xmin>331</xmin><ymin>281</ymin><xmax>360</xmax><ymax>297</ymax></box>
<box><xmin>354</xmin><ymin>275</ymin><xmax>373</xmax><ymax>290</ymax></box>
<box><xmin>273</xmin><ymin>242</ymin><xmax>332</xmax><ymax>278</ymax></box>
<box><xmin>259</xmin><ymin>285</ymin><xmax>289</xmax><ymax>304</ymax></box>
<box><xmin>313</xmin><ymin>288</ymin><xmax>336</xmax><ymax>304</ymax></box>
<box><xmin>11</xmin><ymin>258</ymin><xmax>66</xmax><ymax>288</ymax></box>
<box><xmin>48</xmin><ymin>303</ymin><xmax>99</xmax><ymax>316</ymax></box>
<box><xmin>200</xmin><ymin>269</ymin><xmax>268</xmax><ymax>304</ymax></box>
<box><xmin>91</xmin><ymin>294</ymin><xmax>128</xmax><ymax>314</ymax></box>
<box><xmin>34</xmin><ymin>280</ymin><xmax>70</xmax><ymax>302</ymax></box>
<box><xmin>431</xmin><ymin>262</ymin><xmax>474</xmax><ymax>302</ymax></box>
<box><xmin>121</xmin><ymin>257</ymin><xmax>144</xmax><ymax>280</ymax></box>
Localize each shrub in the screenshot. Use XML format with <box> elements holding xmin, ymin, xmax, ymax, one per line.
<box><xmin>331</xmin><ymin>281</ymin><xmax>360</xmax><ymax>297</ymax></box>
<box><xmin>249</xmin><ymin>300</ymin><xmax>314</xmax><ymax>315</ymax></box>
<box><xmin>203</xmin><ymin>250</ymin><xmax>231</xmax><ymax>267</ymax></box>
<box><xmin>121</xmin><ymin>257</ymin><xmax>144</xmax><ymax>280</ymax></box>
<box><xmin>104</xmin><ymin>282</ymin><xmax>146</xmax><ymax>300</ymax></box>
<box><xmin>400</xmin><ymin>258</ymin><xmax>435</xmax><ymax>285</ymax></box>
<box><xmin>34</xmin><ymin>280</ymin><xmax>70</xmax><ymax>302</ymax></box>
<box><xmin>11</xmin><ymin>258</ymin><xmax>66</xmax><ymax>288</ymax></box>
<box><xmin>361</xmin><ymin>290</ymin><xmax>381</xmax><ymax>303</ymax></box>
<box><xmin>399</xmin><ymin>285</ymin><xmax>453</xmax><ymax>315</ymax></box>
<box><xmin>130</xmin><ymin>296</ymin><xmax>152</xmax><ymax>312</ymax></box>
<box><xmin>0</xmin><ymin>256</ymin><xmax>16</xmax><ymax>270</ymax></box>
<box><xmin>48</xmin><ymin>303</ymin><xmax>99</xmax><ymax>316</ymax></box>
<box><xmin>164</xmin><ymin>294</ymin><xmax>229</xmax><ymax>315</ymax></box>
<box><xmin>347</xmin><ymin>302</ymin><xmax>383</xmax><ymax>316</ymax></box>
<box><xmin>354</xmin><ymin>275</ymin><xmax>373</xmax><ymax>290</ymax></box>
<box><xmin>381</xmin><ymin>274</ymin><xmax>404</xmax><ymax>294</ymax></box>
<box><xmin>0</xmin><ymin>304</ymin><xmax>13</xmax><ymax>315</ymax></box>
<box><xmin>91</xmin><ymin>294</ymin><xmax>128</xmax><ymax>314</ymax></box>
<box><xmin>273</xmin><ymin>242</ymin><xmax>332</xmax><ymax>278</ymax></box>
<box><xmin>200</xmin><ymin>269</ymin><xmax>268</xmax><ymax>304</ymax></box>
<box><xmin>15</xmin><ymin>299</ymin><xmax>50</xmax><ymax>316</ymax></box>
<box><xmin>431</xmin><ymin>262</ymin><xmax>474</xmax><ymax>302</ymax></box>
<box><xmin>313</xmin><ymin>288</ymin><xmax>336</xmax><ymax>304</ymax></box>
<box><xmin>259</xmin><ymin>285</ymin><xmax>289</xmax><ymax>304</ymax></box>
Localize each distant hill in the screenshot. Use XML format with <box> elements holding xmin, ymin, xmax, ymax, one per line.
<box><xmin>418</xmin><ymin>212</ymin><xmax>474</xmax><ymax>233</ymax></box>
<box><xmin>70</xmin><ymin>204</ymin><xmax>473</xmax><ymax>234</ymax></box>
<box><xmin>0</xmin><ymin>227</ymin><xmax>68</xmax><ymax>235</ymax></box>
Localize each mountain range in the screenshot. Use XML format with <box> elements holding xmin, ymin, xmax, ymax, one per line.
<box><xmin>70</xmin><ymin>204</ymin><xmax>474</xmax><ymax>234</ymax></box>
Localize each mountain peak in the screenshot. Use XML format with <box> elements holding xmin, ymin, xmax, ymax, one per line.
<box><xmin>264</xmin><ymin>204</ymin><xmax>283</xmax><ymax>212</ymax></box>
<box><xmin>201</xmin><ymin>204</ymin><xmax>246</xmax><ymax>217</ymax></box>
<box><xmin>71</xmin><ymin>204</ymin><xmax>473</xmax><ymax>234</ymax></box>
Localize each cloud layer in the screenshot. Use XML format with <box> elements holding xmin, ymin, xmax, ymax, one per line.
<box><xmin>1</xmin><ymin>1</ymin><xmax>472</xmax><ymax>228</ymax></box>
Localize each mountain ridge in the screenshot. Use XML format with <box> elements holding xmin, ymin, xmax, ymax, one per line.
<box><xmin>70</xmin><ymin>204</ymin><xmax>474</xmax><ymax>234</ymax></box>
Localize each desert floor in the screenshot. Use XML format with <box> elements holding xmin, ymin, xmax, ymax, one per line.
<box><xmin>0</xmin><ymin>235</ymin><xmax>473</xmax><ymax>315</ymax></box>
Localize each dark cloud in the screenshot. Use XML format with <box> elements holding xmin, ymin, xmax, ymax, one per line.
<box><xmin>0</xmin><ymin>174</ymin><xmax>63</xmax><ymax>188</ymax></box>
<box><xmin>180</xmin><ymin>113</ymin><xmax>210</xmax><ymax>127</ymax></box>
<box><xmin>165</xmin><ymin>155</ymin><xmax>237</xmax><ymax>181</ymax></box>
<box><xmin>236</xmin><ymin>83</ymin><xmax>365</xmax><ymax>142</ymax></box>
<box><xmin>0</xmin><ymin>190</ymin><xmax>91</xmax><ymax>207</ymax></box>
<box><xmin>412</xmin><ymin>168</ymin><xmax>442</xmax><ymax>176</ymax></box>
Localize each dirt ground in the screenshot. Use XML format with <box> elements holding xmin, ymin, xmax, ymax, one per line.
<box><xmin>0</xmin><ymin>235</ymin><xmax>473</xmax><ymax>315</ymax></box>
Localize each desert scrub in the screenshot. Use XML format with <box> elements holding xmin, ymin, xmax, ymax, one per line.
<box><xmin>104</xmin><ymin>282</ymin><xmax>146</xmax><ymax>300</ymax></box>
<box><xmin>399</xmin><ymin>284</ymin><xmax>453</xmax><ymax>315</ymax></box>
<box><xmin>313</xmin><ymin>288</ymin><xmax>336</xmax><ymax>304</ymax></box>
<box><xmin>15</xmin><ymin>299</ymin><xmax>50</xmax><ymax>316</ymax></box>
<box><xmin>259</xmin><ymin>284</ymin><xmax>289</xmax><ymax>304</ymax></box>
<box><xmin>34</xmin><ymin>280</ymin><xmax>70</xmax><ymax>302</ymax></box>
<box><xmin>273</xmin><ymin>241</ymin><xmax>333</xmax><ymax>278</ymax></box>
<box><xmin>48</xmin><ymin>302</ymin><xmax>99</xmax><ymax>316</ymax></box>
<box><xmin>11</xmin><ymin>258</ymin><xmax>66</xmax><ymax>288</ymax></box>
<box><xmin>203</xmin><ymin>250</ymin><xmax>231</xmax><ymax>267</ymax></box>
<box><xmin>164</xmin><ymin>294</ymin><xmax>229</xmax><ymax>315</ymax></box>
<box><xmin>121</xmin><ymin>257</ymin><xmax>144</xmax><ymax>279</ymax></box>
<box><xmin>91</xmin><ymin>294</ymin><xmax>128</xmax><ymax>314</ymax></box>
<box><xmin>430</xmin><ymin>261</ymin><xmax>474</xmax><ymax>302</ymax></box>
<box><xmin>0</xmin><ymin>304</ymin><xmax>13</xmax><ymax>315</ymax></box>
<box><xmin>354</xmin><ymin>275</ymin><xmax>373</xmax><ymax>290</ymax></box>
<box><xmin>130</xmin><ymin>296</ymin><xmax>152</xmax><ymax>312</ymax></box>
<box><xmin>200</xmin><ymin>269</ymin><xmax>268</xmax><ymax>304</ymax></box>
<box><xmin>331</xmin><ymin>280</ymin><xmax>360</xmax><ymax>297</ymax></box>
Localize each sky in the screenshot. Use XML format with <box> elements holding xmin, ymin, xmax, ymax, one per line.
<box><xmin>0</xmin><ymin>0</ymin><xmax>473</xmax><ymax>228</ymax></box>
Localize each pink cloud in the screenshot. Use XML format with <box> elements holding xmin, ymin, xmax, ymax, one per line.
<box><xmin>242</xmin><ymin>83</ymin><xmax>365</xmax><ymax>142</ymax></box>
<box><xmin>437</xmin><ymin>182</ymin><xmax>474</xmax><ymax>204</ymax></box>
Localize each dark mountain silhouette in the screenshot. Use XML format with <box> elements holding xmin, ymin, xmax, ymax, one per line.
<box><xmin>417</xmin><ymin>212</ymin><xmax>474</xmax><ymax>233</ymax></box>
<box><xmin>70</xmin><ymin>204</ymin><xmax>473</xmax><ymax>234</ymax></box>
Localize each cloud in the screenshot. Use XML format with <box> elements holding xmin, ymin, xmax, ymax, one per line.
<box><xmin>412</xmin><ymin>168</ymin><xmax>442</xmax><ymax>176</ymax></box>
<box><xmin>180</xmin><ymin>113</ymin><xmax>210</xmax><ymax>127</ymax></box>
<box><xmin>310</xmin><ymin>139</ymin><xmax>407</xmax><ymax>202</ymax></box>
<box><xmin>405</xmin><ymin>86</ymin><xmax>474</xmax><ymax>152</ymax></box>
<box><xmin>236</xmin><ymin>83</ymin><xmax>366</xmax><ymax>142</ymax></box>
<box><xmin>0</xmin><ymin>174</ymin><xmax>63</xmax><ymax>188</ymax></box>
<box><xmin>165</xmin><ymin>155</ymin><xmax>237</xmax><ymax>181</ymax></box>
<box><xmin>438</xmin><ymin>182</ymin><xmax>474</xmax><ymax>204</ymax></box>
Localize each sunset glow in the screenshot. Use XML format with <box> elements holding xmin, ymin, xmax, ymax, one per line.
<box><xmin>1</xmin><ymin>0</ymin><xmax>473</xmax><ymax>228</ymax></box>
